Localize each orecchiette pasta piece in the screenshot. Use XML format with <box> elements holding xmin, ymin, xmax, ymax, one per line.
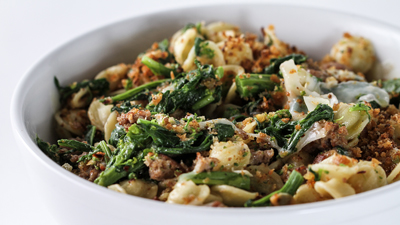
<box><xmin>387</xmin><ymin>162</ymin><xmax>400</xmax><ymax>184</ymax></box>
<box><xmin>182</xmin><ymin>40</ymin><xmax>225</xmax><ymax>72</ymax></box>
<box><xmin>104</xmin><ymin>111</ymin><xmax>118</xmax><ymax>143</ymax></box>
<box><xmin>108</xmin><ymin>184</ymin><xmax>127</xmax><ymax>194</ymax></box>
<box><xmin>209</xmin><ymin>141</ymin><xmax>251</xmax><ymax>170</ymax></box>
<box><xmin>293</xmin><ymin>184</ymin><xmax>322</xmax><ymax>204</ymax></box>
<box><xmin>69</xmin><ymin>87</ymin><xmax>90</xmax><ymax>109</ymax></box>
<box><xmin>247</xmin><ymin>164</ymin><xmax>283</xmax><ymax>195</ymax></box>
<box><xmin>334</xmin><ymin>103</ymin><xmax>369</xmax><ymax>142</ymax></box>
<box><xmin>95</xmin><ymin>63</ymin><xmax>128</xmax><ymax>91</ymax></box>
<box><xmin>210</xmin><ymin>185</ymin><xmax>258</xmax><ymax>207</ymax></box>
<box><xmin>347</xmin><ymin>160</ymin><xmax>387</xmax><ymax>193</ymax></box>
<box><xmin>218</xmin><ymin>37</ymin><xmax>253</xmax><ymax>65</ymax></box>
<box><xmin>119</xmin><ymin>179</ymin><xmax>158</xmax><ymax>199</ymax></box>
<box><xmin>262</xmin><ymin>25</ymin><xmax>290</xmax><ymax>56</ymax></box>
<box><xmin>88</xmin><ymin>100</ymin><xmax>113</xmax><ymax>132</ymax></box>
<box><xmin>242</xmin><ymin>121</ymin><xmax>257</xmax><ymax>133</ymax></box>
<box><xmin>173</xmin><ymin>28</ymin><xmax>202</xmax><ymax>65</ymax></box>
<box><xmin>310</xmin><ymin>154</ymin><xmax>359</xmax><ymax>182</ymax></box>
<box><xmin>330</xmin><ymin>33</ymin><xmax>375</xmax><ymax>73</ymax></box>
<box><xmin>314</xmin><ymin>178</ymin><xmax>356</xmax><ymax>199</ymax></box>
<box><xmin>204</xmin><ymin>192</ymin><xmax>223</xmax><ymax>204</ymax></box>
<box><xmin>54</xmin><ymin>108</ymin><xmax>89</xmax><ymax>137</ymax></box>
<box><xmin>205</xmin><ymin>22</ymin><xmax>241</xmax><ymax>43</ymax></box>
<box><xmin>221</xmin><ymin>65</ymin><xmax>245</xmax><ymax>104</ymax></box>
<box><xmin>166</xmin><ymin>180</ymin><xmax>210</xmax><ymax>205</ymax></box>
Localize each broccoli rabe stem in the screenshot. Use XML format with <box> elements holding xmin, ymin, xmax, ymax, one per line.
<box><xmin>235</xmin><ymin>74</ymin><xmax>278</xmax><ymax>98</ymax></box>
<box><xmin>179</xmin><ymin>171</ymin><xmax>251</xmax><ymax>190</ymax></box>
<box><xmin>104</xmin><ymin>79</ymin><xmax>169</xmax><ymax>102</ymax></box>
<box><xmin>192</xmin><ymin>94</ymin><xmax>215</xmax><ymax>111</ymax></box>
<box><xmin>141</xmin><ymin>56</ymin><xmax>175</xmax><ymax>77</ymax></box>
<box><xmin>244</xmin><ymin>170</ymin><xmax>304</xmax><ymax>207</ymax></box>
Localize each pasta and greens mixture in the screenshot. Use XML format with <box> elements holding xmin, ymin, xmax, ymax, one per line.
<box><xmin>37</xmin><ymin>22</ymin><xmax>400</xmax><ymax>207</ymax></box>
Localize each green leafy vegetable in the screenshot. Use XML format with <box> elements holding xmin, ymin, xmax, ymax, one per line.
<box><xmin>349</xmin><ymin>102</ymin><xmax>371</xmax><ymax>119</ymax></box>
<box><xmin>194</xmin><ymin>37</ymin><xmax>215</xmax><ymax>59</ymax></box>
<box><xmin>108</xmin><ymin>124</ymin><xmax>127</xmax><ymax>147</ymax></box>
<box><xmin>179</xmin><ymin>171</ymin><xmax>251</xmax><ymax>190</ymax></box>
<box><xmin>282</xmin><ymin>104</ymin><xmax>334</xmax><ymax>156</ymax></box>
<box><xmin>214</xmin><ymin>123</ymin><xmax>235</xmax><ymax>141</ymax></box>
<box><xmin>54</xmin><ymin>77</ymin><xmax>109</xmax><ymax>104</ymax></box>
<box><xmin>148</xmin><ymin>62</ymin><xmax>222</xmax><ymax>114</ymax></box>
<box><xmin>235</xmin><ymin>74</ymin><xmax>279</xmax><ymax>98</ymax></box>
<box><xmin>84</xmin><ymin>125</ymin><xmax>97</xmax><ymax>146</ymax></box>
<box><xmin>103</xmin><ymin>79</ymin><xmax>169</xmax><ymax>103</ymax></box>
<box><xmin>95</xmin><ymin>124</ymin><xmax>151</xmax><ymax>186</ymax></box>
<box><xmin>141</xmin><ymin>56</ymin><xmax>175</xmax><ymax>77</ymax></box>
<box><xmin>244</xmin><ymin>170</ymin><xmax>304</xmax><ymax>207</ymax></box>
<box><xmin>264</xmin><ymin>54</ymin><xmax>307</xmax><ymax>75</ymax></box>
<box><xmin>138</xmin><ymin>119</ymin><xmax>213</xmax><ymax>155</ymax></box>
<box><xmin>36</xmin><ymin>136</ymin><xmax>61</xmax><ymax>164</ymax></box>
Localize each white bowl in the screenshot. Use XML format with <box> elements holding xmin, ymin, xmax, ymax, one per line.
<box><xmin>11</xmin><ymin>4</ymin><xmax>400</xmax><ymax>225</ymax></box>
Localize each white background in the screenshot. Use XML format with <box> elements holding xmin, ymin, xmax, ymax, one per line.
<box><xmin>1</xmin><ymin>0</ymin><xmax>399</xmax><ymax>224</ymax></box>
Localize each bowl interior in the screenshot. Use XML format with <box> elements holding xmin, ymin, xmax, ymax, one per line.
<box><xmin>11</xmin><ymin>3</ymin><xmax>400</xmax><ymax>225</ymax></box>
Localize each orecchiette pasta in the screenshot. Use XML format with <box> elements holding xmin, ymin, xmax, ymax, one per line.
<box><xmin>54</xmin><ymin>108</ymin><xmax>89</xmax><ymax>137</ymax></box>
<box><xmin>262</xmin><ymin>25</ymin><xmax>289</xmax><ymax>56</ymax></box>
<box><xmin>347</xmin><ymin>160</ymin><xmax>387</xmax><ymax>193</ymax></box>
<box><xmin>167</xmin><ymin>181</ymin><xmax>210</xmax><ymax>205</ymax></box>
<box><xmin>205</xmin><ymin>22</ymin><xmax>241</xmax><ymax>43</ymax></box>
<box><xmin>314</xmin><ymin>178</ymin><xmax>356</xmax><ymax>199</ymax></box>
<box><xmin>334</xmin><ymin>103</ymin><xmax>370</xmax><ymax>142</ymax></box>
<box><xmin>95</xmin><ymin>63</ymin><xmax>128</xmax><ymax>91</ymax></box>
<box><xmin>330</xmin><ymin>33</ymin><xmax>375</xmax><ymax>73</ymax></box>
<box><xmin>210</xmin><ymin>141</ymin><xmax>251</xmax><ymax>170</ymax></box>
<box><xmin>309</xmin><ymin>154</ymin><xmax>359</xmax><ymax>182</ymax></box>
<box><xmin>210</xmin><ymin>185</ymin><xmax>258</xmax><ymax>207</ymax></box>
<box><xmin>88</xmin><ymin>100</ymin><xmax>113</xmax><ymax>132</ymax></box>
<box><xmin>387</xmin><ymin>162</ymin><xmax>400</xmax><ymax>184</ymax></box>
<box><xmin>104</xmin><ymin>111</ymin><xmax>118</xmax><ymax>143</ymax></box>
<box><xmin>247</xmin><ymin>164</ymin><xmax>283</xmax><ymax>195</ymax></box>
<box><xmin>218</xmin><ymin>37</ymin><xmax>253</xmax><ymax>65</ymax></box>
<box><xmin>293</xmin><ymin>184</ymin><xmax>322</xmax><ymax>204</ymax></box>
<box><xmin>173</xmin><ymin>28</ymin><xmax>202</xmax><ymax>65</ymax></box>
<box><xmin>69</xmin><ymin>87</ymin><xmax>90</xmax><ymax>109</ymax></box>
<box><xmin>119</xmin><ymin>179</ymin><xmax>158</xmax><ymax>199</ymax></box>
<box><xmin>182</xmin><ymin>40</ymin><xmax>225</xmax><ymax>72</ymax></box>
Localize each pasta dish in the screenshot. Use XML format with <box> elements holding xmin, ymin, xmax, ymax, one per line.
<box><xmin>37</xmin><ymin>21</ymin><xmax>400</xmax><ymax>207</ymax></box>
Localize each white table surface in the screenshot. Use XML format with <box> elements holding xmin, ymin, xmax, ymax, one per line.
<box><xmin>2</xmin><ymin>0</ymin><xmax>399</xmax><ymax>224</ymax></box>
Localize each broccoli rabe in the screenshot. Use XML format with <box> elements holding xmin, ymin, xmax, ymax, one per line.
<box><xmin>54</xmin><ymin>77</ymin><xmax>109</xmax><ymax>104</ymax></box>
<box><xmin>244</xmin><ymin>170</ymin><xmax>304</xmax><ymax>207</ymax></box>
<box><xmin>84</xmin><ymin>125</ymin><xmax>97</xmax><ymax>146</ymax></box>
<box><xmin>235</xmin><ymin>74</ymin><xmax>279</xmax><ymax>98</ymax></box>
<box><xmin>94</xmin><ymin>124</ymin><xmax>151</xmax><ymax>186</ymax></box>
<box><xmin>179</xmin><ymin>171</ymin><xmax>251</xmax><ymax>190</ymax></box>
<box><xmin>36</xmin><ymin>136</ymin><xmax>62</xmax><ymax>164</ymax></box>
<box><xmin>148</xmin><ymin>61</ymin><xmax>222</xmax><ymax>114</ymax></box>
<box><xmin>214</xmin><ymin>123</ymin><xmax>235</xmax><ymax>141</ymax></box>
<box><xmin>104</xmin><ymin>79</ymin><xmax>169</xmax><ymax>103</ymax></box>
<box><xmin>138</xmin><ymin>119</ymin><xmax>213</xmax><ymax>155</ymax></box>
<box><xmin>264</xmin><ymin>54</ymin><xmax>307</xmax><ymax>75</ymax></box>
<box><xmin>194</xmin><ymin>37</ymin><xmax>215</xmax><ymax>59</ymax></box>
<box><xmin>256</xmin><ymin>104</ymin><xmax>334</xmax><ymax>157</ymax></box>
